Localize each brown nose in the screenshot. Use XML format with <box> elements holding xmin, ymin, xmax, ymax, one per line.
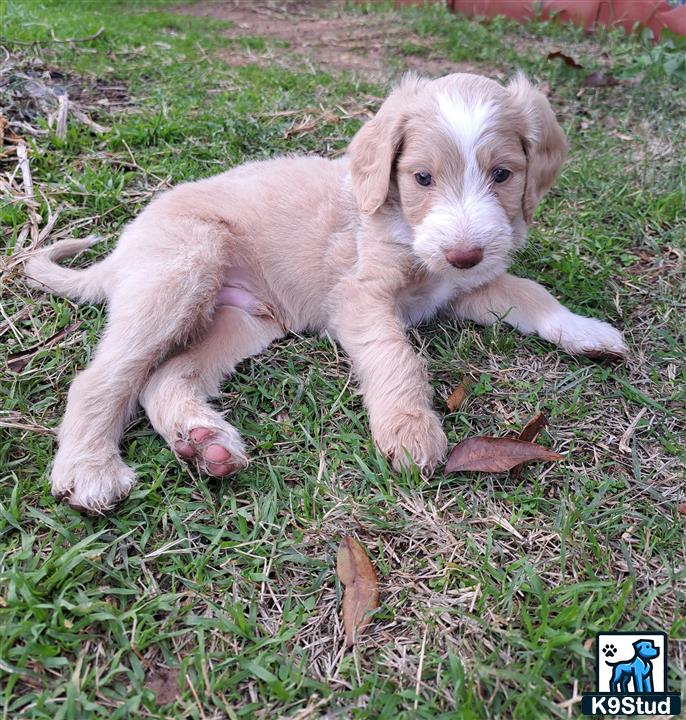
<box><xmin>445</xmin><ymin>246</ymin><xmax>483</xmax><ymax>269</ymax></box>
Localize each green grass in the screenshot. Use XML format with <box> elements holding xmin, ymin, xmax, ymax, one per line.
<box><xmin>1</xmin><ymin>1</ymin><xmax>685</xmax><ymax>718</ymax></box>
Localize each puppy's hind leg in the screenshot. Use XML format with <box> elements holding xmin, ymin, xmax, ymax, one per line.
<box><xmin>140</xmin><ymin>308</ymin><xmax>284</xmax><ymax>477</ymax></box>
<box><xmin>52</xmin><ymin>219</ymin><xmax>228</xmax><ymax>514</ymax></box>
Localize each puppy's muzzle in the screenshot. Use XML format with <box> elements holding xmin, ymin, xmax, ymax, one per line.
<box><xmin>445</xmin><ymin>246</ymin><xmax>483</xmax><ymax>269</ymax></box>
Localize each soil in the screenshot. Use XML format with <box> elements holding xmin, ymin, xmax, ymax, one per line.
<box><xmin>174</xmin><ymin>0</ymin><xmax>483</xmax><ymax>80</ymax></box>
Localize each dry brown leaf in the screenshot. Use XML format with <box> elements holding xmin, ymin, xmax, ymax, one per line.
<box><xmin>446</xmin><ymin>383</ymin><xmax>468</xmax><ymax>412</ymax></box>
<box><xmin>0</xmin><ymin>116</ymin><xmax>21</xmax><ymax>146</ymax></box>
<box><xmin>678</xmin><ymin>503</ymin><xmax>686</xmax><ymax>516</ymax></box>
<box><xmin>336</xmin><ymin>536</ymin><xmax>379</xmax><ymax>648</ymax></box>
<box><xmin>510</xmin><ymin>412</ymin><xmax>549</xmax><ymax>480</ymax></box>
<box><xmin>517</xmin><ymin>412</ymin><xmax>548</xmax><ymax>444</ymax></box>
<box><xmin>547</xmin><ymin>49</ymin><xmax>583</xmax><ymax>69</ymax></box>
<box><xmin>445</xmin><ymin>436</ymin><xmax>563</xmax><ymax>474</ymax></box>
<box><xmin>144</xmin><ymin>666</ymin><xmax>180</xmax><ymax>706</ymax></box>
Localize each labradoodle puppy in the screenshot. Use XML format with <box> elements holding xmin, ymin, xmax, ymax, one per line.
<box><xmin>25</xmin><ymin>72</ymin><xmax>627</xmax><ymax>513</ymax></box>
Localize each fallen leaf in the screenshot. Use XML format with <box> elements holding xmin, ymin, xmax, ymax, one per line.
<box><xmin>584</xmin><ymin>71</ymin><xmax>619</xmax><ymax>87</ymax></box>
<box><xmin>510</xmin><ymin>412</ymin><xmax>549</xmax><ymax>480</ymax></box>
<box><xmin>337</xmin><ymin>536</ymin><xmax>379</xmax><ymax>648</ymax></box>
<box><xmin>446</xmin><ymin>383</ymin><xmax>468</xmax><ymax>412</ymax></box>
<box><xmin>144</xmin><ymin>666</ymin><xmax>180</xmax><ymax>706</ymax></box>
<box><xmin>678</xmin><ymin>503</ymin><xmax>686</xmax><ymax>516</ymax></box>
<box><xmin>7</xmin><ymin>322</ymin><xmax>79</xmax><ymax>372</ymax></box>
<box><xmin>0</xmin><ymin>115</ymin><xmax>22</xmax><ymax>144</ymax></box>
<box><xmin>0</xmin><ymin>116</ymin><xmax>22</xmax><ymax>158</ymax></box>
<box><xmin>446</xmin><ymin>437</ymin><xmax>563</xmax><ymax>474</ymax></box>
<box><xmin>517</xmin><ymin>412</ymin><xmax>548</xmax><ymax>444</ymax></box>
<box><xmin>547</xmin><ymin>50</ymin><xmax>583</xmax><ymax>69</ymax></box>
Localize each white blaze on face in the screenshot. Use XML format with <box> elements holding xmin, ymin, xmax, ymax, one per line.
<box><xmin>437</xmin><ymin>93</ymin><xmax>495</xmax><ymax>181</ymax></box>
<box><xmin>412</xmin><ymin>92</ymin><xmax>512</xmax><ymax>279</ymax></box>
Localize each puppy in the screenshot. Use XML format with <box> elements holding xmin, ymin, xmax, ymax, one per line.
<box><xmin>25</xmin><ymin>72</ymin><xmax>627</xmax><ymax>514</ymax></box>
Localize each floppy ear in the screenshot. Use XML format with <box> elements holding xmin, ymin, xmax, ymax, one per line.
<box><xmin>347</xmin><ymin>74</ymin><xmax>425</xmax><ymax>215</ymax></box>
<box><xmin>507</xmin><ymin>72</ymin><xmax>567</xmax><ymax>224</ymax></box>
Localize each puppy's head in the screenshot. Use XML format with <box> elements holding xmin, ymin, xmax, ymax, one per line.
<box><xmin>348</xmin><ymin>72</ymin><xmax>566</xmax><ymax>282</ymax></box>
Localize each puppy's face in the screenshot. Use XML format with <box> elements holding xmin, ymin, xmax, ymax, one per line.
<box><xmin>348</xmin><ymin>73</ymin><xmax>567</xmax><ymax>286</ymax></box>
<box><xmin>396</xmin><ymin>92</ymin><xmax>529</xmax><ymax>277</ymax></box>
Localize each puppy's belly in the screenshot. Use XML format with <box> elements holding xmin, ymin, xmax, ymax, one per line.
<box><xmin>216</xmin><ymin>267</ymin><xmax>273</xmax><ymax>318</ymax></box>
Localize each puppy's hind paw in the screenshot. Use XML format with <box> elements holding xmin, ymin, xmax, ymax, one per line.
<box><xmin>174</xmin><ymin>423</ymin><xmax>248</xmax><ymax>477</ymax></box>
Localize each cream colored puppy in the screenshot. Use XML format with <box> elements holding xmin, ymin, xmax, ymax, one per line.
<box><xmin>25</xmin><ymin>72</ymin><xmax>627</xmax><ymax>514</ymax></box>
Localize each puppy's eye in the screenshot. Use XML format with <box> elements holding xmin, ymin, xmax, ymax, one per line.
<box><xmin>491</xmin><ymin>167</ymin><xmax>511</xmax><ymax>184</ymax></box>
<box><xmin>414</xmin><ymin>171</ymin><xmax>433</xmax><ymax>187</ymax></box>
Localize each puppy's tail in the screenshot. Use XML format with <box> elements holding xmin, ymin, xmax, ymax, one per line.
<box><xmin>23</xmin><ymin>236</ymin><xmax>110</xmax><ymax>303</ymax></box>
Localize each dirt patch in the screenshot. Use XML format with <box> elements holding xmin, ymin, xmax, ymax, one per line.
<box><xmin>175</xmin><ymin>0</ymin><xmax>482</xmax><ymax>80</ymax></box>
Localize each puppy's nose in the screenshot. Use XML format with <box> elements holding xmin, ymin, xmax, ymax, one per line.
<box><xmin>445</xmin><ymin>246</ymin><xmax>483</xmax><ymax>269</ymax></box>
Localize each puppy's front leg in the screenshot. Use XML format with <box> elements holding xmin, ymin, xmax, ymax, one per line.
<box><xmin>333</xmin><ymin>285</ymin><xmax>447</xmax><ymax>473</ymax></box>
<box><xmin>453</xmin><ymin>274</ymin><xmax>628</xmax><ymax>357</ymax></box>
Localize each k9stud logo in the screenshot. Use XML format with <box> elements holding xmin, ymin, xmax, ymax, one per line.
<box><xmin>581</xmin><ymin>632</ymin><xmax>682</xmax><ymax>716</ymax></box>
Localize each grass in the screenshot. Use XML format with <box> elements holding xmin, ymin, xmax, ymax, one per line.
<box><xmin>1</xmin><ymin>1</ymin><xmax>685</xmax><ymax>718</ymax></box>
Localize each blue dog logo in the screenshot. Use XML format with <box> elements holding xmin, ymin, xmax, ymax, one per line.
<box><xmin>581</xmin><ymin>631</ymin><xmax>682</xmax><ymax>716</ymax></box>
<box><xmin>604</xmin><ymin>639</ymin><xmax>660</xmax><ymax>693</ymax></box>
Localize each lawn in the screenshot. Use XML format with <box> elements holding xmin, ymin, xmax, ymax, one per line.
<box><xmin>1</xmin><ymin>1</ymin><xmax>684</xmax><ymax>718</ymax></box>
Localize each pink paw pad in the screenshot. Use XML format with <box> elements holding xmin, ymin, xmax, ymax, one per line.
<box><xmin>174</xmin><ymin>440</ymin><xmax>196</xmax><ymax>459</ymax></box>
<box><xmin>175</xmin><ymin>427</ymin><xmax>244</xmax><ymax>478</ymax></box>
<box><xmin>190</xmin><ymin>427</ymin><xmax>213</xmax><ymax>444</ymax></box>
<box><xmin>204</xmin><ymin>443</ymin><xmax>236</xmax><ymax>477</ymax></box>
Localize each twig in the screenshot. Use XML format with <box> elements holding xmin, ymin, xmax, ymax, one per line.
<box><xmin>13</xmin><ymin>226</ymin><xmax>29</xmax><ymax>254</ymax></box>
<box><xmin>0</xmin><ymin>37</ymin><xmax>39</xmax><ymax>46</ymax></box>
<box><xmin>37</xmin><ymin>203</ymin><xmax>64</xmax><ymax>243</ymax></box>
<box><xmin>619</xmin><ymin>407</ymin><xmax>648</xmax><ymax>454</ymax></box>
<box><xmin>49</xmin><ymin>26</ymin><xmax>105</xmax><ymax>44</ymax></box>
<box><xmin>55</xmin><ymin>93</ymin><xmax>69</xmax><ymax>140</ymax></box>
<box><xmin>0</xmin><ymin>302</ymin><xmax>23</xmax><ymax>344</ymax></box>
<box><xmin>0</xmin><ymin>25</ymin><xmax>104</xmax><ymax>47</ymax></box>
<box><xmin>12</xmin><ymin>142</ymin><xmax>43</xmax><ymax>254</ymax></box>
<box><xmin>70</xmin><ymin>107</ymin><xmax>110</xmax><ymax>134</ymax></box>
<box><xmin>0</xmin><ymin>418</ymin><xmax>54</xmax><ymax>436</ymax></box>
<box><xmin>7</xmin><ymin>321</ymin><xmax>80</xmax><ymax>373</ymax></box>
<box><xmin>0</xmin><ymin>305</ymin><xmax>30</xmax><ymax>340</ymax></box>
<box><xmin>16</xmin><ymin>141</ymin><xmax>33</xmax><ymax>200</ymax></box>
<box><xmin>6</xmin><ymin>120</ymin><xmax>48</xmax><ymax>137</ymax></box>
<box><xmin>414</xmin><ymin>624</ymin><xmax>428</xmax><ymax>710</ymax></box>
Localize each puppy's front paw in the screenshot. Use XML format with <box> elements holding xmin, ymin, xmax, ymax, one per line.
<box><xmin>542</xmin><ymin>312</ymin><xmax>628</xmax><ymax>359</ymax></box>
<box><xmin>372</xmin><ymin>409</ymin><xmax>447</xmax><ymax>474</ymax></box>
<box><xmin>51</xmin><ymin>449</ymin><xmax>136</xmax><ymax>515</ymax></box>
